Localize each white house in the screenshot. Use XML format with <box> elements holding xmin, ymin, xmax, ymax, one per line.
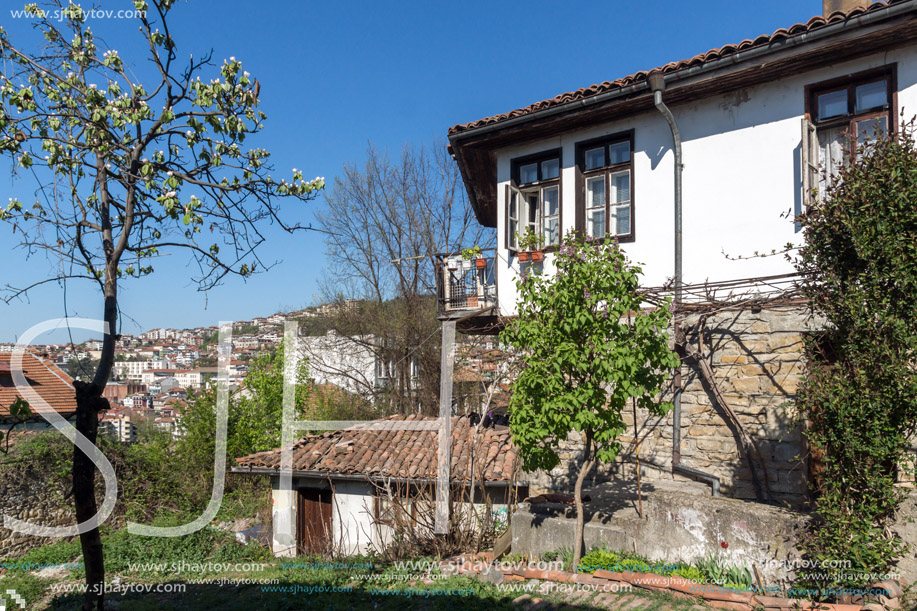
<box><xmin>299</xmin><ymin>331</ymin><xmax>418</xmax><ymax>399</ymax></box>
<box><xmin>443</xmin><ymin>0</ymin><xmax>917</xmax><ymax>505</ymax></box>
<box><xmin>233</xmin><ymin>415</ymin><xmax>525</xmax><ymax>557</ymax></box>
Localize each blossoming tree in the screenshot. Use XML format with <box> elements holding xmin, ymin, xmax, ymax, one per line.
<box><xmin>501</xmin><ymin>233</ymin><xmax>678</xmax><ymax>569</ymax></box>
<box><xmin>0</xmin><ymin>2</ymin><xmax>322</xmax><ymax>607</ymax></box>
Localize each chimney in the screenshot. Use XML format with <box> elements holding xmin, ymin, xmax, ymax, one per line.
<box><xmin>823</xmin><ymin>0</ymin><xmax>870</xmax><ymax>15</ymax></box>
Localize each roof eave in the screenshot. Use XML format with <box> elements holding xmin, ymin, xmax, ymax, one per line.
<box><xmin>229</xmin><ymin>466</ymin><xmax>524</xmax><ymax>486</ymax></box>
<box><xmin>448</xmin><ymin>0</ymin><xmax>917</xmax><ymax>228</ymax></box>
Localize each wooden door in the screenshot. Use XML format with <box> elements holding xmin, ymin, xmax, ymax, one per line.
<box><xmin>296</xmin><ymin>488</ymin><xmax>332</xmax><ymax>555</ymax></box>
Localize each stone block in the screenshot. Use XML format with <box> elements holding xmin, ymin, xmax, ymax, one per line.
<box><xmin>730</xmin><ymin>377</ymin><xmax>761</xmax><ymax>394</ymax></box>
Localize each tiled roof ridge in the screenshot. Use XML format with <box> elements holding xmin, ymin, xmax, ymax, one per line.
<box><xmin>235</xmin><ymin>413</ymin><xmax>519</xmax><ymax>482</ymax></box>
<box><xmin>447</xmin><ymin>0</ymin><xmax>908</xmax><ymax>136</ymax></box>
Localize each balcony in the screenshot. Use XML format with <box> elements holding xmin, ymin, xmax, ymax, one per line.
<box><xmin>434</xmin><ymin>251</ymin><xmax>499</xmax><ymax>328</ymax></box>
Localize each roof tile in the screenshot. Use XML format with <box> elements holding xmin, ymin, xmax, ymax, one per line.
<box><xmin>448</xmin><ymin>1</ymin><xmax>907</xmax><ymax>136</ymax></box>
<box><xmin>235</xmin><ymin>414</ymin><xmax>519</xmax><ymax>482</ymax></box>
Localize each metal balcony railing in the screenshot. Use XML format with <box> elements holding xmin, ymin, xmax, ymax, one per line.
<box><xmin>434</xmin><ymin>250</ymin><xmax>497</xmax><ymax>317</ymax></box>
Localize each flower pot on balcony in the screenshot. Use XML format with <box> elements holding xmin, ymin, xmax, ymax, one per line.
<box><xmin>474</xmin><ymin>258</ymin><xmax>487</xmax><ymax>270</ymax></box>
<box><xmin>530</xmin><ymin>250</ymin><xmax>544</xmax><ymax>262</ymax></box>
<box><xmin>518</xmin><ymin>251</ymin><xmax>530</xmax><ymax>262</ymax></box>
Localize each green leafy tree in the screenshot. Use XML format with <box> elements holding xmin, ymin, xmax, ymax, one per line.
<box><xmin>0</xmin><ymin>2</ymin><xmax>322</xmax><ymax>607</ymax></box>
<box><xmin>181</xmin><ymin>340</ymin><xmax>309</xmax><ymax>464</ymax></box>
<box><xmin>501</xmin><ymin>233</ymin><xmax>678</xmax><ymax>569</ymax></box>
<box><xmin>795</xmin><ymin>119</ymin><xmax>917</xmax><ymax>593</ymax></box>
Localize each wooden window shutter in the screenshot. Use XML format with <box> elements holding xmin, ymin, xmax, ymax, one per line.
<box><xmin>801</xmin><ymin>117</ymin><xmax>819</xmax><ymax>212</ymax></box>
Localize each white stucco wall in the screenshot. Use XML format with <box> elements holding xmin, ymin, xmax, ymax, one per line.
<box><xmin>493</xmin><ymin>47</ymin><xmax>917</xmax><ymax>316</ymax></box>
<box><xmin>331</xmin><ymin>480</ymin><xmax>377</xmax><ymax>556</ymax></box>
<box><xmin>270</xmin><ymin>477</ymin><xmax>520</xmax><ymax>557</ymax></box>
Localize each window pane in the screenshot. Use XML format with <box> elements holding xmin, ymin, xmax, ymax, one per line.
<box><xmin>542</xmin><ymin>185</ymin><xmax>559</xmax><ymax>217</ymax></box>
<box><xmin>588</xmin><ymin>209</ymin><xmax>605</xmax><ymax>238</ymax></box>
<box><xmin>610</xmin><ymin>171</ymin><xmax>630</xmax><ymax>203</ymax></box>
<box><xmin>817</xmin><ymin>90</ymin><xmax>848</xmax><ymax>121</ymax></box>
<box><xmin>586</xmin><ymin>176</ymin><xmax>605</xmax><ymax>207</ymax></box>
<box><xmin>817</xmin><ymin>126</ymin><xmax>847</xmax><ymax>197</ymax></box>
<box><xmin>608</xmin><ymin>141</ymin><xmax>630</xmax><ymax>165</ymax></box>
<box><xmin>544</xmin><ymin>217</ymin><xmax>559</xmax><ymax>245</ymax></box>
<box><xmin>541</xmin><ymin>158</ymin><xmax>559</xmax><ymax>180</ymax></box>
<box><xmin>856</xmin><ymin>115</ymin><xmax>888</xmax><ymax>152</ymax></box>
<box><xmin>855</xmin><ymin>80</ymin><xmax>887</xmax><ymax>113</ymax></box>
<box><xmin>508</xmin><ymin>220</ymin><xmax>517</xmax><ymax>248</ymax></box>
<box><xmin>508</xmin><ymin>194</ymin><xmax>517</xmax><ymax>219</ymax></box>
<box><xmin>613</xmin><ymin>204</ymin><xmax>631</xmax><ymax>236</ymax></box>
<box><xmin>519</xmin><ymin>163</ymin><xmax>538</xmax><ymax>184</ymax></box>
<box><xmin>585</xmin><ymin>148</ymin><xmax>605</xmax><ymax>170</ymax></box>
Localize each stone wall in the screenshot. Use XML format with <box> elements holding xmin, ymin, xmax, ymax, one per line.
<box><xmin>525</xmin><ymin>304</ymin><xmax>815</xmax><ymax>508</ymax></box>
<box><xmin>0</xmin><ymin>458</ymin><xmax>76</xmax><ymax>558</ymax></box>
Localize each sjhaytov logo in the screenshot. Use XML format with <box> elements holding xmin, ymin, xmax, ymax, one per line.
<box><xmin>0</xmin><ymin>589</ymin><xmax>26</xmax><ymax>610</ymax></box>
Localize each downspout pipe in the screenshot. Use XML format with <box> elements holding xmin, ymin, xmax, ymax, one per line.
<box><xmin>649</xmin><ymin>72</ymin><xmax>720</xmax><ymax>497</ymax></box>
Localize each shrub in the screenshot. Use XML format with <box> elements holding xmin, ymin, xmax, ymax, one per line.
<box><xmin>794</xmin><ymin>118</ymin><xmax>917</xmax><ymax>593</ymax></box>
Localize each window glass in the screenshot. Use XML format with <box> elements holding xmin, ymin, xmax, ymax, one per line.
<box><xmin>519</xmin><ymin>163</ymin><xmax>538</xmax><ymax>184</ymax></box>
<box><xmin>608</xmin><ymin>141</ymin><xmax>630</xmax><ymax>165</ymax></box>
<box><xmin>544</xmin><ymin>217</ymin><xmax>559</xmax><ymax>245</ymax></box>
<box><xmin>586</xmin><ymin>176</ymin><xmax>605</xmax><ymax>208</ymax></box>
<box><xmin>541</xmin><ymin>158</ymin><xmax>559</xmax><ymax>180</ymax></box>
<box><xmin>588</xmin><ymin>209</ymin><xmax>605</xmax><ymax>238</ymax></box>
<box><xmin>542</xmin><ymin>186</ymin><xmax>559</xmax><ymax>217</ymax></box>
<box><xmin>856</xmin><ymin>115</ymin><xmax>888</xmax><ymax>152</ymax></box>
<box><xmin>614</xmin><ymin>205</ymin><xmax>631</xmax><ymax>236</ymax></box>
<box><xmin>610</xmin><ymin>171</ymin><xmax>630</xmax><ymax>204</ymax></box>
<box><xmin>817</xmin><ymin>90</ymin><xmax>848</xmax><ymax>121</ymax></box>
<box><xmin>585</xmin><ymin>148</ymin><xmax>605</xmax><ymax>170</ymax></box>
<box><xmin>817</xmin><ymin>126</ymin><xmax>847</xmax><ymax>197</ymax></box>
<box><xmin>855</xmin><ymin>80</ymin><xmax>887</xmax><ymax>113</ymax></box>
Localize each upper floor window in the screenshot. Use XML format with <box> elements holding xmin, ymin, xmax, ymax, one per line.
<box><xmin>803</xmin><ymin>65</ymin><xmax>895</xmax><ymax>205</ymax></box>
<box><xmin>575</xmin><ymin>133</ymin><xmax>634</xmax><ymax>242</ymax></box>
<box><xmin>508</xmin><ymin>150</ymin><xmax>561</xmax><ymax>251</ymax></box>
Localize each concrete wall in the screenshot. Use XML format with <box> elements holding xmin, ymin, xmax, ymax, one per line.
<box><xmin>492</xmin><ymin>47</ymin><xmax>917</xmax><ymax>316</ymax></box>
<box><xmin>511</xmin><ymin>489</ymin><xmax>807</xmax><ymax>589</ymax></box>
<box><xmin>526</xmin><ymin>305</ymin><xmax>814</xmax><ymax>508</ymax></box>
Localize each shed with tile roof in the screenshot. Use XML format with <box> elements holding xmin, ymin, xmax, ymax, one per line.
<box><xmin>232</xmin><ymin>414</ymin><xmax>527</xmax><ymax>557</ymax></box>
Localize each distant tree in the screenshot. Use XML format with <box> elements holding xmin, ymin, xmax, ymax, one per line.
<box><xmin>500</xmin><ymin>234</ymin><xmax>678</xmax><ymax>569</ymax></box>
<box><xmin>181</xmin><ymin>341</ymin><xmax>309</xmax><ymax>463</ymax></box>
<box><xmin>66</xmin><ymin>356</ymin><xmax>95</xmax><ymax>380</ymax></box>
<box><xmin>0</xmin><ymin>3</ymin><xmax>322</xmax><ymax>607</ymax></box>
<box><xmin>315</xmin><ymin>143</ymin><xmax>491</xmax><ymax>414</ymax></box>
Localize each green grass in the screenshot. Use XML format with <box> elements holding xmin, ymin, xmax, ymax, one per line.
<box><xmin>7</xmin><ymin>535</ymin><xmax>712</xmax><ymax>610</ymax></box>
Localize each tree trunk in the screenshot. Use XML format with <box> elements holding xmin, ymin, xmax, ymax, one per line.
<box><xmin>75</xmin><ymin>288</ymin><xmax>117</xmax><ymax>610</ymax></box>
<box><xmin>573</xmin><ymin>429</ymin><xmax>596</xmax><ymax>572</ymax></box>
<box><xmin>73</xmin><ymin>381</ymin><xmax>109</xmax><ymax>610</ymax></box>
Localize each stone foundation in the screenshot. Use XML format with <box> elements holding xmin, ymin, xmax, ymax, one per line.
<box><xmin>526</xmin><ymin>304</ymin><xmax>815</xmax><ymax>508</ymax></box>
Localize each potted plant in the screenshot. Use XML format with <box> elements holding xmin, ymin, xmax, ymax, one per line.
<box><xmin>461</xmin><ymin>245</ymin><xmax>487</xmax><ymax>270</ymax></box>
<box><xmin>517</xmin><ymin>229</ymin><xmax>545</xmax><ymax>262</ymax></box>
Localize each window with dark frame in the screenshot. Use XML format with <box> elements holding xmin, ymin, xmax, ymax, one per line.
<box><xmin>508</xmin><ymin>151</ymin><xmax>561</xmax><ymax>251</ymax></box>
<box><xmin>576</xmin><ymin>134</ymin><xmax>634</xmax><ymax>241</ymax></box>
<box><xmin>802</xmin><ymin>65</ymin><xmax>895</xmax><ymax>207</ymax></box>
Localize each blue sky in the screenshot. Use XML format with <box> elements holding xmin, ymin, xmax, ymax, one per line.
<box><xmin>0</xmin><ymin>0</ymin><xmax>820</xmax><ymax>343</ymax></box>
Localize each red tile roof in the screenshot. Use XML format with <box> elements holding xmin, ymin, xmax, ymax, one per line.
<box><xmin>234</xmin><ymin>414</ymin><xmax>520</xmax><ymax>483</ymax></box>
<box><xmin>448</xmin><ymin>0</ymin><xmax>910</xmax><ymax>136</ymax></box>
<box><xmin>0</xmin><ymin>352</ymin><xmax>77</xmax><ymax>419</ymax></box>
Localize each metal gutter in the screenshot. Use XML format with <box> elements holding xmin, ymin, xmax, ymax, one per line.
<box><xmin>448</xmin><ymin>0</ymin><xmax>916</xmax><ymax>144</ymax></box>
<box><xmin>650</xmin><ymin>75</ymin><xmax>720</xmax><ymax>498</ymax></box>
